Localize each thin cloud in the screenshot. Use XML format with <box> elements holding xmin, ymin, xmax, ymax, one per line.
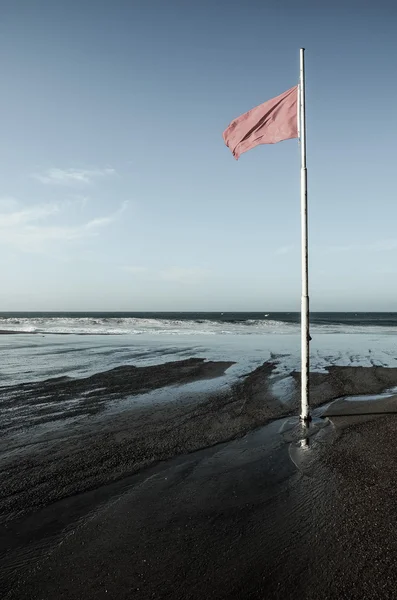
<box><xmin>371</xmin><ymin>239</ymin><xmax>397</xmax><ymax>252</ymax></box>
<box><xmin>326</xmin><ymin>239</ymin><xmax>397</xmax><ymax>254</ymax></box>
<box><xmin>69</xmin><ymin>194</ymin><xmax>90</xmax><ymax>209</ymax></box>
<box><xmin>0</xmin><ymin>203</ymin><xmax>60</xmax><ymax>227</ymax></box>
<box><xmin>274</xmin><ymin>245</ymin><xmax>293</xmax><ymax>256</ymax></box>
<box><xmin>33</xmin><ymin>167</ymin><xmax>116</xmax><ymax>185</ymax></box>
<box><xmin>0</xmin><ymin>196</ymin><xmax>19</xmax><ymax>211</ymax></box>
<box><xmin>0</xmin><ymin>199</ymin><xmax>127</xmax><ymax>252</ymax></box>
<box><xmin>326</xmin><ymin>243</ymin><xmax>358</xmax><ymax>253</ymax></box>
<box><xmin>119</xmin><ymin>266</ymin><xmax>148</xmax><ymax>274</ymax></box>
<box><xmin>379</xmin><ymin>266</ymin><xmax>397</xmax><ymax>274</ymax></box>
<box><xmin>159</xmin><ymin>267</ymin><xmax>210</xmax><ymax>284</ymax></box>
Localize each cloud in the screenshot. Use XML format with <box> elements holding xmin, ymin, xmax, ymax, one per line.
<box><xmin>0</xmin><ymin>202</ymin><xmax>60</xmax><ymax>227</ymax></box>
<box><xmin>119</xmin><ymin>266</ymin><xmax>148</xmax><ymax>274</ymax></box>
<box><xmin>159</xmin><ymin>267</ymin><xmax>210</xmax><ymax>284</ymax></box>
<box><xmin>274</xmin><ymin>245</ymin><xmax>293</xmax><ymax>256</ymax></box>
<box><xmin>69</xmin><ymin>194</ymin><xmax>90</xmax><ymax>209</ymax></box>
<box><xmin>0</xmin><ymin>199</ymin><xmax>127</xmax><ymax>252</ymax></box>
<box><xmin>379</xmin><ymin>266</ymin><xmax>397</xmax><ymax>274</ymax></box>
<box><xmin>326</xmin><ymin>243</ymin><xmax>357</xmax><ymax>253</ymax></box>
<box><xmin>326</xmin><ymin>239</ymin><xmax>397</xmax><ymax>254</ymax></box>
<box><xmin>119</xmin><ymin>266</ymin><xmax>210</xmax><ymax>282</ymax></box>
<box><xmin>0</xmin><ymin>196</ymin><xmax>19</xmax><ymax>211</ymax></box>
<box><xmin>33</xmin><ymin>167</ymin><xmax>116</xmax><ymax>185</ymax></box>
<box><xmin>371</xmin><ymin>240</ymin><xmax>397</xmax><ymax>252</ymax></box>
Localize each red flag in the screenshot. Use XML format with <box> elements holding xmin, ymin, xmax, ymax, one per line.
<box><xmin>223</xmin><ymin>85</ymin><xmax>298</xmax><ymax>160</ymax></box>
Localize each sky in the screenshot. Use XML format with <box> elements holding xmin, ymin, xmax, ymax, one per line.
<box><xmin>0</xmin><ymin>0</ymin><xmax>396</xmax><ymax>311</ymax></box>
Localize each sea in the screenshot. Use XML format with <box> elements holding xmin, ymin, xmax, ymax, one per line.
<box><xmin>1</xmin><ymin>312</ymin><xmax>397</xmax><ymax>386</ymax></box>
<box><xmin>1</xmin><ymin>311</ymin><xmax>397</xmax><ymax>488</ymax></box>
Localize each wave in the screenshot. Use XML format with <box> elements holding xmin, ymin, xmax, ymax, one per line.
<box><xmin>0</xmin><ymin>316</ymin><xmax>296</xmax><ymax>336</ymax></box>
<box><xmin>1</xmin><ymin>315</ymin><xmax>397</xmax><ymax>337</ymax></box>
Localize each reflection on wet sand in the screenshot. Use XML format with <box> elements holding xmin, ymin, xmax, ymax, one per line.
<box><xmin>3</xmin><ymin>361</ymin><xmax>397</xmax><ymax>598</ymax></box>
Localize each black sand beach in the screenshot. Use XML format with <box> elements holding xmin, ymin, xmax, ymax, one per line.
<box><xmin>2</xmin><ymin>358</ymin><xmax>397</xmax><ymax>598</ymax></box>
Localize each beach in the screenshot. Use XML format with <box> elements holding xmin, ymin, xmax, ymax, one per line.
<box><xmin>2</xmin><ymin>0</ymin><xmax>395</xmax><ymax>596</ymax></box>
<box><xmin>2</xmin><ymin>313</ymin><xmax>397</xmax><ymax>598</ymax></box>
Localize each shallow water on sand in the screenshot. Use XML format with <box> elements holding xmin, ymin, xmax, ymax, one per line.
<box><xmin>1</xmin><ymin>330</ymin><xmax>397</xmax><ymax>433</ymax></box>
<box><xmin>1</xmin><ymin>329</ymin><xmax>397</xmax><ymax>383</ymax></box>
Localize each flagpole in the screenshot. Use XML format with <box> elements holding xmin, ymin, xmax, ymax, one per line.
<box><xmin>299</xmin><ymin>48</ymin><xmax>310</xmax><ymax>422</ymax></box>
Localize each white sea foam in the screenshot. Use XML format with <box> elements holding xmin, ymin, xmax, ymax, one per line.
<box><xmin>0</xmin><ymin>316</ymin><xmax>294</xmax><ymax>335</ymax></box>
<box><xmin>1</xmin><ymin>315</ymin><xmax>397</xmax><ymax>337</ymax></box>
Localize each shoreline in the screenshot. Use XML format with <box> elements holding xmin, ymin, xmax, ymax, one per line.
<box><xmin>0</xmin><ymin>330</ymin><xmax>138</xmax><ymax>335</ymax></box>
<box><xmin>3</xmin><ymin>360</ymin><xmax>397</xmax><ymax>520</ymax></box>
<box><xmin>0</xmin><ymin>329</ymin><xmax>39</xmax><ymax>335</ymax></box>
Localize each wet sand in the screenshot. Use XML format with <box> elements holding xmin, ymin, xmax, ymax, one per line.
<box><xmin>0</xmin><ymin>330</ymin><xmax>36</xmax><ymax>335</ymax></box>
<box><xmin>3</xmin><ymin>360</ymin><xmax>397</xmax><ymax>598</ymax></box>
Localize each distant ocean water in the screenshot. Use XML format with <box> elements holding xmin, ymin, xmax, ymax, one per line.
<box><xmin>1</xmin><ymin>312</ymin><xmax>397</xmax><ymax>336</ymax></box>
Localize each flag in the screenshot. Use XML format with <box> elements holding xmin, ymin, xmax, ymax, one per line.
<box><xmin>223</xmin><ymin>85</ymin><xmax>298</xmax><ymax>160</ymax></box>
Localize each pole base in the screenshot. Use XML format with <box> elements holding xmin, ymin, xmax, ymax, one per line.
<box><xmin>300</xmin><ymin>413</ymin><xmax>312</xmax><ymax>423</ymax></box>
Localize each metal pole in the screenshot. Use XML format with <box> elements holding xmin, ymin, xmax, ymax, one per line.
<box><xmin>299</xmin><ymin>48</ymin><xmax>310</xmax><ymax>422</ymax></box>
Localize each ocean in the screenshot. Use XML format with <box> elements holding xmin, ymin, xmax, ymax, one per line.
<box><xmin>1</xmin><ymin>311</ymin><xmax>397</xmax><ymax>389</ymax></box>
<box><xmin>2</xmin><ymin>311</ymin><xmax>397</xmax><ymax>335</ymax></box>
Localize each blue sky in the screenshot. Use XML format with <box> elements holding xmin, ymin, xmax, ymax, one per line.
<box><xmin>0</xmin><ymin>0</ymin><xmax>396</xmax><ymax>311</ymax></box>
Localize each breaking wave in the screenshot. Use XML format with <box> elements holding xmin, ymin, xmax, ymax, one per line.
<box><xmin>1</xmin><ymin>313</ymin><xmax>397</xmax><ymax>336</ymax></box>
<box><xmin>0</xmin><ymin>316</ymin><xmax>297</xmax><ymax>336</ymax></box>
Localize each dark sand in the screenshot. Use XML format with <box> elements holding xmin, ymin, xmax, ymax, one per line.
<box><xmin>0</xmin><ymin>330</ymin><xmax>35</xmax><ymax>335</ymax></box>
<box><xmin>3</xmin><ymin>360</ymin><xmax>397</xmax><ymax>598</ymax></box>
